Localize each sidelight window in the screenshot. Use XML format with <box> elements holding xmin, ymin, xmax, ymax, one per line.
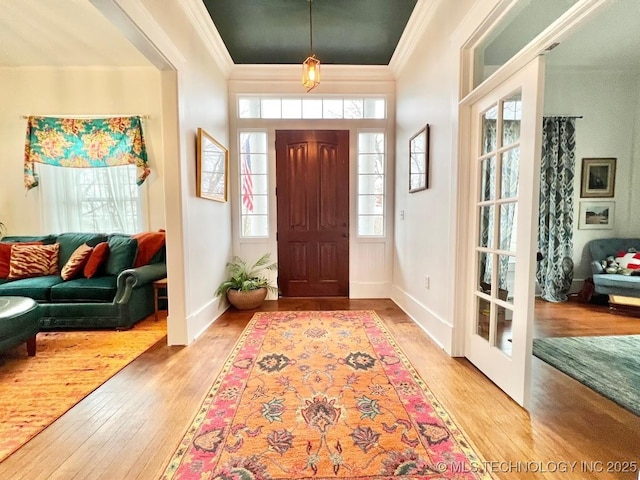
<box><xmin>239</xmin><ymin>130</ymin><xmax>269</xmax><ymax>238</ymax></box>
<box><xmin>357</xmin><ymin>131</ymin><xmax>385</xmax><ymax>236</ymax></box>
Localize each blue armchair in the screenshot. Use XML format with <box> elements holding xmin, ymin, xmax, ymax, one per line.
<box><xmin>588</xmin><ymin>238</ymin><xmax>640</xmax><ymax>298</ymax></box>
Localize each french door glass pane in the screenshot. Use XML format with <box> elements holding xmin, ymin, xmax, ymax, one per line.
<box><xmin>475</xmin><ymin>295</ymin><xmax>490</xmax><ymax>341</ymax></box>
<box><xmin>478</xmin><ymin>206</ymin><xmax>494</xmax><ymax>248</ymax></box>
<box><xmin>497</xmin><ymin>306</ymin><xmax>513</xmax><ymax>356</ymax></box>
<box><xmin>501</xmin><ymin>147</ymin><xmax>520</xmax><ymax>198</ymax></box>
<box><xmin>482</xmin><ymin>105</ymin><xmax>498</xmax><ymax>154</ymax></box>
<box><xmin>499</xmin><ymin>203</ymin><xmax>517</xmax><ymax>252</ymax></box>
<box><xmin>499</xmin><ymin>254</ymin><xmax>516</xmax><ymax>306</ymax></box>
<box><xmin>480</xmin><ymin>156</ymin><xmax>496</xmax><ymax>201</ymax></box>
<box><xmin>502</xmin><ymin>91</ymin><xmax>522</xmax><ymax>146</ymax></box>
<box><xmin>477</xmin><ymin>251</ymin><xmax>491</xmax><ymax>291</ymax></box>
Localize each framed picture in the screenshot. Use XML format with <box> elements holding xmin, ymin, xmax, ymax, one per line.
<box><xmin>409</xmin><ymin>124</ymin><xmax>430</xmax><ymax>193</ymax></box>
<box><xmin>580</xmin><ymin>157</ymin><xmax>616</xmax><ymax>198</ymax></box>
<box><xmin>578</xmin><ymin>201</ymin><xmax>614</xmax><ymax>230</ymax></box>
<box><xmin>196</xmin><ymin>128</ymin><xmax>228</xmax><ymax>202</ymax></box>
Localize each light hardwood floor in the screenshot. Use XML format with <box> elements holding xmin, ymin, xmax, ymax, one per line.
<box><xmin>0</xmin><ymin>298</ymin><xmax>639</xmax><ymax>479</ymax></box>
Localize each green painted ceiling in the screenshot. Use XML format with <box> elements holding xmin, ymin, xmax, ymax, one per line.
<box><xmin>201</xmin><ymin>0</ymin><xmax>418</xmax><ymax>65</ymax></box>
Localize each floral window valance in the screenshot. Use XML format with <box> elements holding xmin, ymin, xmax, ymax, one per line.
<box><xmin>24</xmin><ymin>116</ymin><xmax>149</xmax><ymax>190</ymax></box>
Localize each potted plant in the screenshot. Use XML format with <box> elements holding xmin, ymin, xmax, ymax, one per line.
<box><xmin>215</xmin><ymin>253</ymin><xmax>278</xmax><ymax>310</ymax></box>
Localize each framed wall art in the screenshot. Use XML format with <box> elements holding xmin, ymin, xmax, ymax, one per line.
<box><xmin>578</xmin><ymin>201</ymin><xmax>614</xmax><ymax>230</ymax></box>
<box><xmin>409</xmin><ymin>124</ymin><xmax>430</xmax><ymax>193</ymax></box>
<box><xmin>196</xmin><ymin>128</ymin><xmax>228</xmax><ymax>202</ymax></box>
<box><xmin>580</xmin><ymin>157</ymin><xmax>616</xmax><ymax>198</ymax></box>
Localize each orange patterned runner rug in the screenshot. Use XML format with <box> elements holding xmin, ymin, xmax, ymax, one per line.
<box><xmin>0</xmin><ymin>316</ymin><xmax>166</xmax><ymax>462</ymax></box>
<box><xmin>163</xmin><ymin>311</ymin><xmax>493</xmax><ymax>479</ymax></box>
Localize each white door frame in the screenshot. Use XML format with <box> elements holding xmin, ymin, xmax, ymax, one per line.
<box><xmin>450</xmin><ymin>0</ymin><xmax>613</xmax><ymax>405</ymax></box>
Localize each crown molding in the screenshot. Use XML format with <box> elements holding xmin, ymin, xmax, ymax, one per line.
<box><xmin>389</xmin><ymin>0</ymin><xmax>440</xmax><ymax>78</ymax></box>
<box><xmin>176</xmin><ymin>0</ymin><xmax>234</xmax><ymax>77</ymax></box>
<box><xmin>230</xmin><ymin>64</ymin><xmax>395</xmax><ymax>83</ymax></box>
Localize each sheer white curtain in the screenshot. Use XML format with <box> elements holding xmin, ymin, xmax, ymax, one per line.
<box><xmin>38</xmin><ymin>164</ymin><xmax>148</xmax><ymax>234</ymax></box>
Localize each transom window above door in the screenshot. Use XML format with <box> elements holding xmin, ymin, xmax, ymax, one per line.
<box><xmin>238</xmin><ymin>96</ymin><xmax>386</xmax><ymax>119</ymax></box>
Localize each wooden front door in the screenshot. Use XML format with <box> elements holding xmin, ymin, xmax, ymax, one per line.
<box><xmin>276</xmin><ymin>130</ymin><xmax>349</xmax><ymax>297</ymax></box>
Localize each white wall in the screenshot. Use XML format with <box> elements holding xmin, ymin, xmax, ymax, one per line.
<box><xmin>544</xmin><ymin>68</ymin><xmax>640</xmax><ymax>283</ymax></box>
<box><xmin>393</xmin><ymin>0</ymin><xmax>476</xmax><ymax>351</ymax></box>
<box><xmin>0</xmin><ymin>67</ymin><xmax>165</xmax><ymax>233</ymax></box>
<box><xmin>129</xmin><ymin>0</ymin><xmax>232</xmax><ymax>344</ymax></box>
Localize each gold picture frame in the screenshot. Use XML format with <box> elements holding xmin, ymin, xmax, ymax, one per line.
<box><xmin>580</xmin><ymin>157</ymin><xmax>616</xmax><ymax>198</ymax></box>
<box><xmin>409</xmin><ymin>124</ymin><xmax>429</xmax><ymax>193</ymax></box>
<box><xmin>196</xmin><ymin>128</ymin><xmax>228</xmax><ymax>202</ymax></box>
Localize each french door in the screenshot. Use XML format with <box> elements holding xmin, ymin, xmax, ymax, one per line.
<box><xmin>465</xmin><ymin>57</ymin><xmax>545</xmax><ymax>407</ymax></box>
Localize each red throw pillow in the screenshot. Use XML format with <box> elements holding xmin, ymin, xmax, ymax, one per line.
<box><xmin>615</xmin><ymin>252</ymin><xmax>640</xmax><ymax>270</ymax></box>
<box><xmin>132</xmin><ymin>231</ymin><xmax>166</xmax><ymax>267</ymax></box>
<box><xmin>84</xmin><ymin>242</ymin><xmax>110</xmax><ymax>278</ymax></box>
<box><xmin>61</xmin><ymin>243</ymin><xmax>94</xmax><ymax>281</ymax></box>
<box><xmin>0</xmin><ymin>241</ymin><xmax>43</xmax><ymax>279</ymax></box>
<box><xmin>8</xmin><ymin>243</ymin><xmax>60</xmax><ymax>279</ymax></box>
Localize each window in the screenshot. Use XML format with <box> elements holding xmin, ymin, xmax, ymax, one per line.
<box><xmin>473</xmin><ymin>0</ymin><xmax>579</xmax><ymax>88</ymax></box>
<box><xmin>38</xmin><ymin>164</ymin><xmax>147</xmax><ymax>233</ymax></box>
<box><xmin>357</xmin><ymin>132</ymin><xmax>385</xmax><ymax>236</ymax></box>
<box><xmin>239</xmin><ymin>131</ymin><xmax>269</xmax><ymax>237</ymax></box>
<box><xmin>239</xmin><ymin>96</ymin><xmax>386</xmax><ymax>119</ymax></box>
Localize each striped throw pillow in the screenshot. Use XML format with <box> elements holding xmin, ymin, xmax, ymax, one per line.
<box><xmin>8</xmin><ymin>243</ymin><xmax>60</xmax><ymax>279</ymax></box>
<box><xmin>61</xmin><ymin>243</ymin><xmax>94</xmax><ymax>280</ymax></box>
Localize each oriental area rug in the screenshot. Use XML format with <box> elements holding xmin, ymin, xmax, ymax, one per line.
<box><xmin>533</xmin><ymin>335</ymin><xmax>640</xmax><ymax>417</ymax></box>
<box><xmin>0</xmin><ymin>316</ymin><xmax>166</xmax><ymax>462</ymax></box>
<box><xmin>162</xmin><ymin>310</ymin><xmax>493</xmax><ymax>479</ymax></box>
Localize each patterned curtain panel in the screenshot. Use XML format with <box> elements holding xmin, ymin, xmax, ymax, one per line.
<box><xmin>537</xmin><ymin>117</ymin><xmax>576</xmax><ymax>302</ymax></box>
<box><xmin>24</xmin><ymin>116</ymin><xmax>149</xmax><ymax>190</ymax></box>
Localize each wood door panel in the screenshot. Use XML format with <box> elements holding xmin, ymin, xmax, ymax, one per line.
<box><xmin>276</xmin><ymin>130</ymin><xmax>349</xmax><ymax>297</ymax></box>
<box><xmin>318</xmin><ymin>242</ymin><xmax>338</xmax><ymax>280</ymax></box>
<box><xmin>319</xmin><ymin>142</ymin><xmax>339</xmax><ymax>230</ymax></box>
<box><xmin>288</xmin><ymin>144</ymin><xmax>310</xmax><ymax>231</ymax></box>
<box><xmin>290</xmin><ymin>242</ymin><xmax>308</xmax><ymax>280</ymax></box>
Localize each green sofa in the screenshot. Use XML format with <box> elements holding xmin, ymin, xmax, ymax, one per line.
<box><xmin>0</xmin><ymin>232</ymin><xmax>167</xmax><ymax>330</ymax></box>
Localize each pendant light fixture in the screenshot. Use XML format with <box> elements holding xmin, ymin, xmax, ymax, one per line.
<box><xmin>302</xmin><ymin>0</ymin><xmax>320</xmax><ymax>92</ymax></box>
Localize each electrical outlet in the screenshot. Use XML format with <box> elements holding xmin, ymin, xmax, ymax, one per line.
<box><xmin>424</xmin><ymin>275</ymin><xmax>430</xmax><ymax>289</ymax></box>
<box><xmin>400</xmin><ymin>210</ymin><xmax>405</xmax><ymax>220</ymax></box>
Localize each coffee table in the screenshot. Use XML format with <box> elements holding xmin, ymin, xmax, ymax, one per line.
<box><xmin>0</xmin><ymin>296</ymin><xmax>41</xmax><ymax>356</ymax></box>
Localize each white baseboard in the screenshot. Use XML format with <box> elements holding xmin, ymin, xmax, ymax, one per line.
<box><xmin>390</xmin><ymin>285</ymin><xmax>453</xmax><ymax>354</ymax></box>
<box><xmin>180</xmin><ymin>297</ymin><xmax>229</xmax><ymax>345</ymax></box>
<box><xmin>349</xmin><ymin>281</ymin><xmax>393</xmax><ymax>298</ymax></box>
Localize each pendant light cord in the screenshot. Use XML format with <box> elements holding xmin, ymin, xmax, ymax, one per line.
<box><xmin>309</xmin><ymin>0</ymin><xmax>313</xmax><ymax>54</ymax></box>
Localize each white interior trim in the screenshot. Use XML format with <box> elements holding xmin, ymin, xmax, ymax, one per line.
<box><xmin>230</xmin><ymin>64</ymin><xmax>395</xmax><ymax>83</ymax></box>
<box><xmin>176</xmin><ymin>0</ymin><xmax>234</xmax><ymax>77</ymax></box>
<box><xmin>90</xmin><ymin>0</ymin><xmax>183</xmax><ymax>70</ymax></box>
<box><xmin>389</xmin><ymin>0</ymin><xmax>440</xmax><ymax>78</ymax></box>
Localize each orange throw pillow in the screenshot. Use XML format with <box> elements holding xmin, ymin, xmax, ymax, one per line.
<box><xmin>84</xmin><ymin>242</ymin><xmax>110</xmax><ymax>278</ymax></box>
<box><xmin>132</xmin><ymin>231</ymin><xmax>166</xmax><ymax>267</ymax></box>
<box><xmin>0</xmin><ymin>241</ymin><xmax>42</xmax><ymax>279</ymax></box>
<box><xmin>61</xmin><ymin>243</ymin><xmax>94</xmax><ymax>281</ymax></box>
<box><xmin>8</xmin><ymin>243</ymin><xmax>60</xmax><ymax>280</ymax></box>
